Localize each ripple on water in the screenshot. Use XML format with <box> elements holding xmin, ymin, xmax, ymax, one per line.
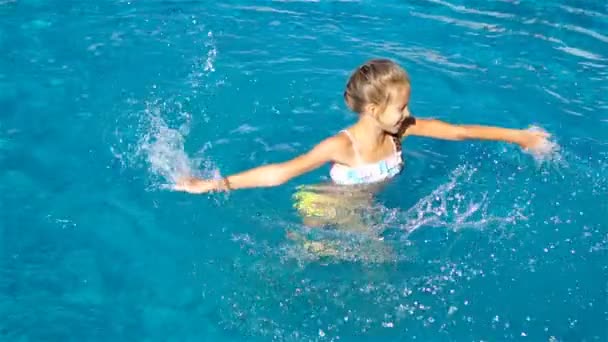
<box><xmin>556</xmin><ymin>46</ymin><xmax>605</xmax><ymax>61</ymax></box>
<box><xmin>410</xmin><ymin>11</ymin><xmax>506</xmax><ymax>32</ymax></box>
<box><xmin>421</xmin><ymin>0</ymin><xmax>516</xmax><ymax>19</ymax></box>
<box><xmin>558</xmin><ymin>5</ymin><xmax>608</xmax><ymax>20</ymax></box>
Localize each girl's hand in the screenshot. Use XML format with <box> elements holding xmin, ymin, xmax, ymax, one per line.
<box><xmin>173</xmin><ymin>177</ymin><xmax>222</xmax><ymax>194</ymax></box>
<box><xmin>517</xmin><ymin>129</ymin><xmax>551</xmax><ymax>152</ymax></box>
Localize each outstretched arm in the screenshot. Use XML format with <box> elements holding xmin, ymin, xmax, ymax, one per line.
<box><xmin>402</xmin><ymin>117</ymin><xmax>549</xmax><ymax>149</ymax></box>
<box><xmin>174</xmin><ymin>136</ymin><xmax>342</xmax><ymax>194</ymax></box>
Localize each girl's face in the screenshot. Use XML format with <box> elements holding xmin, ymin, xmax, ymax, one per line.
<box><xmin>370</xmin><ymin>83</ymin><xmax>411</xmax><ymax>134</ymax></box>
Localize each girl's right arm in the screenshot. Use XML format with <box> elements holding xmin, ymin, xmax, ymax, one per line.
<box><xmin>174</xmin><ymin>136</ymin><xmax>343</xmax><ymax>194</ymax></box>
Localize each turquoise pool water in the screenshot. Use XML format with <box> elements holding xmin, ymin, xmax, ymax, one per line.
<box><xmin>1</xmin><ymin>0</ymin><xmax>607</xmax><ymax>340</ymax></box>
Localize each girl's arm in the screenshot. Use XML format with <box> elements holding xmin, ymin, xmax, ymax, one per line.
<box><xmin>402</xmin><ymin>118</ymin><xmax>549</xmax><ymax>149</ymax></box>
<box><xmin>174</xmin><ymin>136</ymin><xmax>343</xmax><ymax>194</ymax></box>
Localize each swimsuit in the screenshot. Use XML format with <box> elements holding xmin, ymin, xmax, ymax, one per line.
<box><xmin>329</xmin><ymin>129</ymin><xmax>404</xmax><ymax>185</ymax></box>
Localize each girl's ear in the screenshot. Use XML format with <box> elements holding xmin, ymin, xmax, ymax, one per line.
<box><xmin>364</xmin><ymin>103</ymin><xmax>380</xmax><ymax>118</ymax></box>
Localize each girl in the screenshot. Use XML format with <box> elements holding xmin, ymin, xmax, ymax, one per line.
<box><xmin>173</xmin><ymin>58</ymin><xmax>549</xmax><ymax>261</ymax></box>
<box><xmin>174</xmin><ymin>58</ymin><xmax>550</xmax><ymax>195</ymax></box>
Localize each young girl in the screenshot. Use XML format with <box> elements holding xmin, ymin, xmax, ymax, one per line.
<box><xmin>174</xmin><ymin>58</ymin><xmax>549</xmax><ymax>195</ymax></box>
<box><xmin>174</xmin><ymin>58</ymin><xmax>550</xmax><ymax>261</ymax></box>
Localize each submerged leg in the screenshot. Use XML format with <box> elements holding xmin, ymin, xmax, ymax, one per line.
<box><xmin>290</xmin><ymin>187</ymin><xmax>396</xmax><ymax>263</ymax></box>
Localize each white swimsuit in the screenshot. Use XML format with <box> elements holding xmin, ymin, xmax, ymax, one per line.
<box><xmin>329</xmin><ymin>130</ymin><xmax>404</xmax><ymax>185</ymax></box>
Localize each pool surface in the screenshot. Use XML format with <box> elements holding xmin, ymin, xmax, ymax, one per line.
<box><xmin>1</xmin><ymin>0</ymin><xmax>607</xmax><ymax>341</ymax></box>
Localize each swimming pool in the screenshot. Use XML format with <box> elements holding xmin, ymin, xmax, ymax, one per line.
<box><xmin>1</xmin><ymin>0</ymin><xmax>606</xmax><ymax>340</ymax></box>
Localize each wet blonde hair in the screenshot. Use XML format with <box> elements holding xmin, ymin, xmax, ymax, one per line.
<box><xmin>344</xmin><ymin>59</ymin><xmax>410</xmax><ymax>114</ymax></box>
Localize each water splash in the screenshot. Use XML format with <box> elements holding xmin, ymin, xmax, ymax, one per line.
<box><xmin>187</xmin><ymin>30</ymin><xmax>218</xmax><ymax>92</ymax></box>
<box><xmin>522</xmin><ymin>125</ymin><xmax>565</xmax><ymax>169</ymax></box>
<box><xmin>134</xmin><ymin>99</ymin><xmax>218</xmax><ymax>189</ymax></box>
<box><xmin>115</xmin><ymin>29</ymin><xmax>220</xmax><ymax>189</ymax></box>
<box><xmin>375</xmin><ymin>166</ymin><xmax>527</xmax><ymax>239</ymax></box>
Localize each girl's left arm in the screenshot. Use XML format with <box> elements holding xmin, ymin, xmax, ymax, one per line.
<box><xmin>402</xmin><ymin>117</ymin><xmax>549</xmax><ymax>150</ymax></box>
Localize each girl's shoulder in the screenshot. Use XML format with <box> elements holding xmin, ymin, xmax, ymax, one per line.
<box><xmin>316</xmin><ymin>129</ymin><xmax>355</xmax><ymax>165</ymax></box>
